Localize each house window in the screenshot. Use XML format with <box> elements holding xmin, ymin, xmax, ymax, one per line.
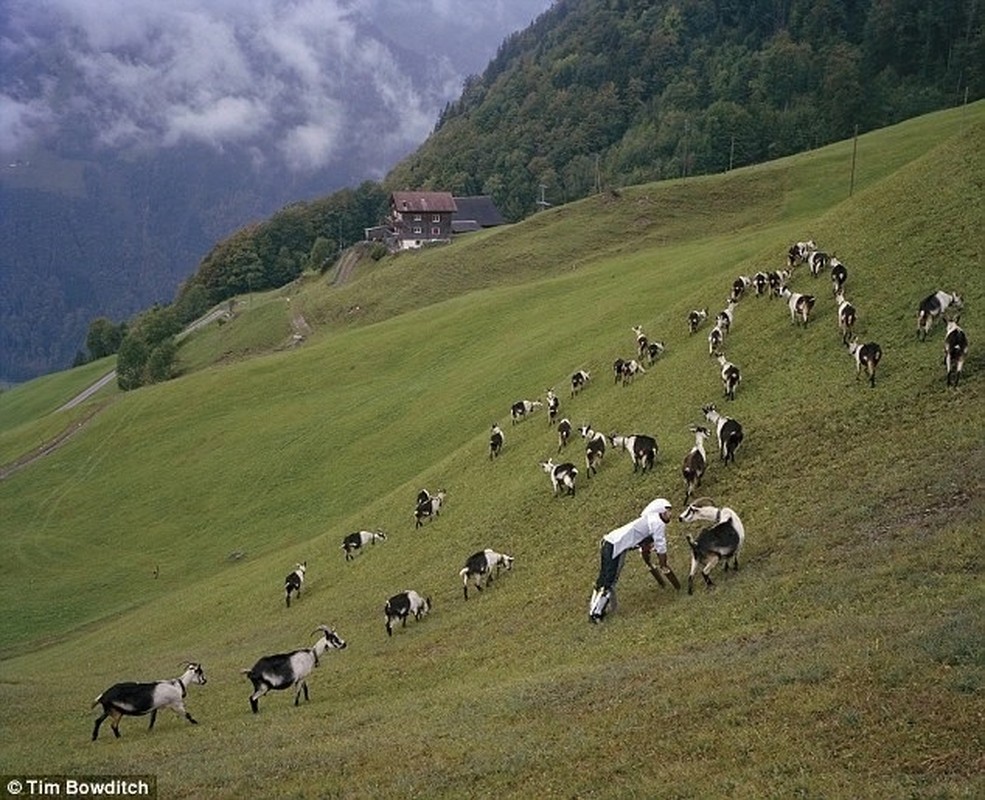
<box><xmin>432</xmin><ymin>214</ymin><xmax>441</xmax><ymax>223</ymax></box>
<box><xmin>431</xmin><ymin>227</ymin><xmax>441</xmax><ymax>236</ymax></box>
<box><xmin>413</xmin><ymin>214</ymin><xmax>422</xmax><ymax>221</ymax></box>
<box><xmin>413</xmin><ymin>226</ymin><xmax>423</xmax><ymax>235</ymax></box>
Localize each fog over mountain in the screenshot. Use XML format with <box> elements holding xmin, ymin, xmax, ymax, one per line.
<box><xmin>0</xmin><ymin>0</ymin><xmax>552</xmax><ymax>383</ymax></box>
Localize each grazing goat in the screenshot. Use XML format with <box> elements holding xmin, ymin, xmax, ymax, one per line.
<box><xmin>702</xmin><ymin>404</ymin><xmax>743</xmax><ymax>465</ymax></box>
<box><xmin>489</xmin><ymin>424</ymin><xmax>504</xmax><ymax>459</ymax></box>
<box><xmin>780</xmin><ymin>287</ymin><xmax>816</xmax><ymax>327</ymax></box>
<box><xmin>730</xmin><ymin>276</ymin><xmax>751</xmax><ymax>302</ymax></box>
<box><xmin>753</xmin><ymin>272</ymin><xmax>769</xmax><ymax>296</ymax></box>
<box><xmin>620</xmin><ymin>359</ymin><xmax>646</xmax><ymax>384</ymax></box>
<box><xmin>807</xmin><ymin>250</ymin><xmax>830</xmax><ymax>277</ymax></box>
<box><xmin>834</xmin><ymin>289</ymin><xmax>856</xmax><ymax>344</ymax></box>
<box><xmin>384</xmin><ymin>590</ymin><xmax>431</xmax><ymax>637</ymax></box>
<box><xmin>708</xmin><ymin>323</ymin><xmax>725</xmax><ymax>356</ymax></box>
<box><xmin>847</xmin><ymin>337</ymin><xmax>882</xmax><ymax>387</ymax></box>
<box><xmin>678</xmin><ymin>500</ymin><xmax>746</xmax><ymax>594</ymax></box>
<box><xmin>688</xmin><ymin>308</ymin><xmax>709</xmax><ymax>334</ymax></box>
<box><xmin>571</xmin><ymin>369</ymin><xmax>591</xmax><ymax>396</ymax></box>
<box><xmin>612</xmin><ymin>358</ymin><xmax>626</xmax><ymax>384</ymax></box>
<box><xmin>556</xmin><ymin>418</ymin><xmax>572</xmax><ymax>452</ymax></box>
<box><xmin>415</xmin><ymin>489</ymin><xmax>447</xmax><ymax>528</ymax></box>
<box><xmin>460</xmin><ymin>549</ymin><xmax>514</xmax><ymax>600</ymax></box>
<box><xmin>578</xmin><ymin>425</ymin><xmax>607</xmax><ymax>477</ymax></box>
<box><xmin>610</xmin><ymin>432</ymin><xmax>658</xmax><ymax>474</ymax></box>
<box><xmin>830</xmin><ymin>257</ymin><xmax>848</xmax><ymax>295</ymax></box>
<box><xmin>341</xmin><ymin>530</ymin><xmax>386</xmax><ymax>561</ymax></box>
<box><xmin>717</xmin><ymin>300</ymin><xmax>736</xmax><ymax>334</ymax></box>
<box><xmin>918</xmin><ymin>290</ymin><xmax>963</xmax><ymax>341</ymax></box>
<box><xmin>717</xmin><ymin>354</ymin><xmax>741</xmax><ymax>401</ymax></box>
<box><xmin>681</xmin><ymin>426</ymin><xmax>710</xmax><ymax>502</ymax></box>
<box><xmin>285</xmin><ymin>562</ymin><xmax>306</xmax><ymax>608</ymax></box>
<box><xmin>545</xmin><ymin>388</ymin><xmax>559</xmax><ymax>425</ymax></box>
<box><xmin>511</xmin><ymin>399</ymin><xmax>543</xmax><ymax>425</ymax></box>
<box><xmin>632</xmin><ymin>325</ymin><xmax>649</xmax><ymax>360</ymax></box>
<box><xmin>944</xmin><ymin>319</ymin><xmax>968</xmax><ymax>387</ymax></box>
<box><xmin>241</xmin><ymin>626</ymin><xmax>347</xmax><ymax>713</ymax></box>
<box><xmin>540</xmin><ymin>458</ymin><xmax>578</xmax><ymax>496</ymax></box>
<box><xmin>92</xmin><ymin>663</ymin><xmax>207</xmax><ymax>741</ymax></box>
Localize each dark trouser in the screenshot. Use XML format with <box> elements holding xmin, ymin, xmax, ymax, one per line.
<box><xmin>595</xmin><ymin>540</ymin><xmax>626</xmax><ymax>592</ymax></box>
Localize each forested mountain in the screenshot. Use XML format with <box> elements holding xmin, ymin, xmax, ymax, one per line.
<box><xmin>387</xmin><ymin>0</ymin><xmax>984</xmax><ymax>220</ymax></box>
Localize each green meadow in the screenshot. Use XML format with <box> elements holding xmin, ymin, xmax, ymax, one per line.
<box><xmin>0</xmin><ymin>103</ymin><xmax>982</xmax><ymax>799</ymax></box>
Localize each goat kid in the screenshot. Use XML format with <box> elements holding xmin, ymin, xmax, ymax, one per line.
<box><xmin>834</xmin><ymin>289</ymin><xmax>856</xmax><ymax>344</ymax></box>
<box><xmin>460</xmin><ymin>549</ymin><xmax>514</xmax><ymax>600</ymax></box>
<box><xmin>578</xmin><ymin>425</ymin><xmax>607</xmax><ymax>477</ymax></box>
<box><xmin>556</xmin><ymin>418</ymin><xmax>572</xmax><ymax>452</ymax></box>
<box><xmin>540</xmin><ymin>458</ymin><xmax>578</xmax><ymax>496</ymax></box>
<box><xmin>571</xmin><ymin>369</ymin><xmax>592</xmax><ymax>396</ymax></box>
<box><xmin>620</xmin><ymin>359</ymin><xmax>646</xmax><ymax>383</ymax></box>
<box><xmin>830</xmin><ymin>257</ymin><xmax>848</xmax><ymax>295</ymax></box>
<box><xmin>92</xmin><ymin>662</ymin><xmax>207</xmax><ymax>740</ymax></box>
<box><xmin>545</xmin><ymin>388</ymin><xmax>559</xmax><ymax>425</ymax></box>
<box><xmin>489</xmin><ymin>424</ymin><xmax>504</xmax><ymax>459</ymax></box>
<box><xmin>688</xmin><ymin>308</ymin><xmax>708</xmax><ymax>334</ymax></box>
<box><xmin>708</xmin><ymin>323</ymin><xmax>725</xmax><ymax>356</ymax></box>
<box><xmin>384</xmin><ymin>590</ymin><xmax>432</xmax><ymax>637</ymax></box>
<box><xmin>731</xmin><ymin>276</ymin><xmax>751</xmax><ymax>302</ymax></box>
<box><xmin>632</xmin><ymin>325</ymin><xmax>649</xmax><ymax>360</ymax></box>
<box><xmin>717</xmin><ymin>300</ymin><xmax>736</xmax><ymax>334</ymax></box>
<box><xmin>285</xmin><ymin>562</ymin><xmax>306</xmax><ymax>608</ymax></box>
<box><xmin>241</xmin><ymin>626</ymin><xmax>347</xmax><ymax>713</ymax></box>
<box><xmin>415</xmin><ymin>489</ymin><xmax>447</xmax><ymax>528</ymax></box>
<box><xmin>678</xmin><ymin>501</ymin><xmax>746</xmax><ymax>594</ymax></box>
<box><xmin>511</xmin><ymin>399</ymin><xmax>543</xmax><ymax>425</ymax></box>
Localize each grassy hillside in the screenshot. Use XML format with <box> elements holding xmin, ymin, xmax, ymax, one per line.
<box><xmin>0</xmin><ymin>104</ymin><xmax>982</xmax><ymax>799</ymax></box>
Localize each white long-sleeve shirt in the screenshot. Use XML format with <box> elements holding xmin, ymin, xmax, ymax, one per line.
<box><xmin>603</xmin><ymin>499</ymin><xmax>671</xmax><ymax>557</ymax></box>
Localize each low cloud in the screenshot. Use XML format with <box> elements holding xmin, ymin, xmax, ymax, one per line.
<box><xmin>1</xmin><ymin>0</ymin><xmax>548</xmax><ymax>172</ymax></box>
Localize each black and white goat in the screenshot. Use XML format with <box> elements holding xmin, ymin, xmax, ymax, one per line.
<box><xmin>847</xmin><ymin>337</ymin><xmax>882</xmax><ymax>387</ymax></box>
<box><xmin>415</xmin><ymin>489</ymin><xmax>447</xmax><ymax>528</ymax></box>
<box><xmin>944</xmin><ymin>319</ymin><xmax>968</xmax><ymax>387</ymax></box>
<box><xmin>768</xmin><ymin>269</ymin><xmax>790</xmax><ymax>299</ymax></box>
<box><xmin>285</xmin><ymin>562</ymin><xmax>306</xmax><ymax>607</ymax></box>
<box><xmin>708</xmin><ymin>323</ymin><xmax>725</xmax><ymax>356</ymax></box>
<box><xmin>545</xmin><ymin>388</ymin><xmax>559</xmax><ymax>425</ymax></box>
<box><xmin>610</xmin><ymin>432</ymin><xmax>658</xmax><ymax>474</ymax></box>
<box><xmin>489</xmin><ymin>424</ymin><xmax>504</xmax><ymax>459</ymax></box>
<box><xmin>730</xmin><ymin>276</ymin><xmax>751</xmax><ymax>302</ymax></box>
<box><xmin>678</xmin><ymin>500</ymin><xmax>746</xmax><ymax>594</ymax></box>
<box><xmin>540</xmin><ymin>458</ymin><xmax>578</xmax><ymax>496</ymax></box>
<box><xmin>830</xmin><ymin>257</ymin><xmax>848</xmax><ymax>295</ymax></box>
<box><xmin>92</xmin><ymin>662</ymin><xmax>207</xmax><ymax>741</ymax></box>
<box><xmin>681</xmin><ymin>426</ymin><xmax>710</xmax><ymax>502</ymax></box>
<box><xmin>834</xmin><ymin>289</ymin><xmax>856</xmax><ymax>344</ymax></box>
<box><xmin>632</xmin><ymin>325</ymin><xmax>649</xmax><ymax>360</ymax></box>
<box><xmin>717</xmin><ymin>354</ymin><xmax>741</xmax><ymax>401</ymax></box>
<box><xmin>688</xmin><ymin>308</ymin><xmax>708</xmax><ymax>334</ymax></box>
<box><xmin>571</xmin><ymin>369</ymin><xmax>592</xmax><ymax>396</ymax></box>
<box><xmin>241</xmin><ymin>626</ymin><xmax>347</xmax><ymax>713</ymax></box>
<box><xmin>460</xmin><ymin>549</ymin><xmax>514</xmax><ymax>600</ymax></box>
<box><xmin>807</xmin><ymin>249</ymin><xmax>829</xmax><ymax>277</ymax></box>
<box><xmin>780</xmin><ymin>287</ymin><xmax>816</xmax><ymax>327</ymax></box>
<box><xmin>556</xmin><ymin>418</ymin><xmax>572</xmax><ymax>452</ymax></box>
<box><xmin>612</xmin><ymin>358</ymin><xmax>626</xmax><ymax>383</ymax></box>
<box><xmin>702</xmin><ymin>404</ymin><xmax>743</xmax><ymax>465</ymax></box>
<box><xmin>620</xmin><ymin>359</ymin><xmax>646</xmax><ymax>383</ymax></box>
<box><xmin>753</xmin><ymin>272</ymin><xmax>769</xmax><ymax>297</ymax></box>
<box><xmin>645</xmin><ymin>341</ymin><xmax>666</xmax><ymax>365</ymax></box>
<box><xmin>341</xmin><ymin>530</ymin><xmax>387</xmax><ymax>561</ymax></box>
<box><xmin>717</xmin><ymin>300</ymin><xmax>736</xmax><ymax>335</ymax></box>
<box><xmin>578</xmin><ymin>425</ymin><xmax>607</xmax><ymax>477</ymax></box>
<box><xmin>384</xmin><ymin>590</ymin><xmax>431</xmax><ymax>637</ymax></box>
<box><xmin>918</xmin><ymin>290</ymin><xmax>963</xmax><ymax>341</ymax></box>
<box><xmin>787</xmin><ymin>240</ymin><xmax>816</xmax><ymax>267</ymax></box>
<box><xmin>511</xmin><ymin>399</ymin><xmax>543</xmax><ymax>425</ymax></box>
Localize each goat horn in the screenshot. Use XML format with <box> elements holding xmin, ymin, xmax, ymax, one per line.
<box><xmin>311</xmin><ymin>624</ymin><xmax>332</xmax><ymax>636</ymax></box>
<box><xmin>689</xmin><ymin>496</ymin><xmax>715</xmax><ymax>507</ymax></box>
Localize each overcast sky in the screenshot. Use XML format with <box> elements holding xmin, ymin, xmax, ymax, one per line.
<box><xmin>0</xmin><ymin>0</ymin><xmax>552</xmax><ymax>172</ymax></box>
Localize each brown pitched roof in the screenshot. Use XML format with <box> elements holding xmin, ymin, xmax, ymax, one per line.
<box><xmin>391</xmin><ymin>191</ymin><xmax>458</xmax><ymax>213</ymax></box>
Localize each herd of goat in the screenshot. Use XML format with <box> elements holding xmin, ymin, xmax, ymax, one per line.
<box><xmin>91</xmin><ymin>239</ymin><xmax>968</xmax><ymax>739</ymax></box>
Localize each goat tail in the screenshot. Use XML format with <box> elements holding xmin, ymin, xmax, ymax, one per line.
<box><xmin>459</xmin><ymin>567</ymin><xmax>469</xmax><ymax>579</ymax></box>
<box><xmin>91</xmin><ymin>694</ymin><xmax>103</xmax><ymax>708</ymax></box>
